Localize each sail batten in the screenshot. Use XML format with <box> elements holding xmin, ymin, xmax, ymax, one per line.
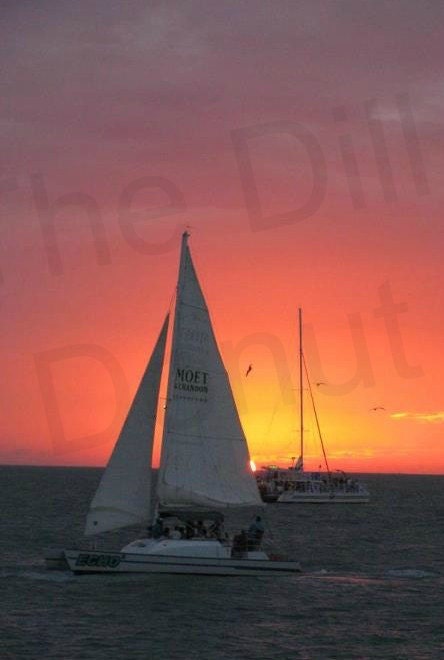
<box><xmin>84</xmin><ymin>315</ymin><xmax>169</xmax><ymax>536</ymax></box>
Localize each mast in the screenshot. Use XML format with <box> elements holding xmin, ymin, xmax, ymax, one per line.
<box><xmin>298</xmin><ymin>307</ymin><xmax>304</xmax><ymax>469</ymax></box>
<box><xmin>157</xmin><ymin>231</ymin><xmax>189</xmax><ymax>486</ymax></box>
<box><xmin>297</xmin><ymin>307</ymin><xmax>331</xmax><ymax>477</ymax></box>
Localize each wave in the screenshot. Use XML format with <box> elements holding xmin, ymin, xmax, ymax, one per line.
<box><xmin>386</xmin><ymin>568</ymin><xmax>439</xmax><ymax>579</ymax></box>
<box><xmin>0</xmin><ymin>565</ymin><xmax>73</xmax><ymax>583</ymax></box>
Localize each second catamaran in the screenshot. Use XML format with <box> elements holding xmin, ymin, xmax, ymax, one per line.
<box><xmin>256</xmin><ymin>309</ymin><xmax>370</xmax><ymax>504</ymax></box>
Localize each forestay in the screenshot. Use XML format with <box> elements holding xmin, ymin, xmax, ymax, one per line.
<box><xmin>157</xmin><ymin>233</ymin><xmax>261</xmax><ymax>508</ymax></box>
<box><xmin>85</xmin><ymin>316</ymin><xmax>169</xmax><ymax>535</ymax></box>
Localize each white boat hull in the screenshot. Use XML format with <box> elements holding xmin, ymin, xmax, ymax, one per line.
<box><xmin>64</xmin><ymin>549</ymin><xmax>301</xmax><ymax>576</ymax></box>
<box><xmin>257</xmin><ymin>469</ymin><xmax>370</xmax><ymax>504</ymax></box>
<box><xmin>63</xmin><ymin>538</ymin><xmax>301</xmax><ymax>576</ymax></box>
<box><xmin>277</xmin><ymin>491</ymin><xmax>370</xmax><ymax>503</ymax></box>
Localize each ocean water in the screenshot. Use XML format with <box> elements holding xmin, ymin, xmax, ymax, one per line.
<box><xmin>1</xmin><ymin>467</ymin><xmax>443</xmax><ymax>659</ymax></box>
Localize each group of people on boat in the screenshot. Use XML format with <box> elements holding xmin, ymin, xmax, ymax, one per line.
<box><xmin>147</xmin><ymin>516</ymin><xmax>225</xmax><ymax>541</ymax></box>
<box><xmin>146</xmin><ymin>514</ymin><xmax>265</xmax><ymax>557</ymax></box>
<box><xmin>231</xmin><ymin>516</ymin><xmax>265</xmax><ymax>558</ymax></box>
<box><xmin>257</xmin><ymin>472</ymin><xmax>365</xmax><ymax>497</ymax></box>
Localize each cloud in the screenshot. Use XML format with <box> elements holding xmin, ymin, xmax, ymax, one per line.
<box><xmin>391</xmin><ymin>411</ymin><xmax>444</xmax><ymax>423</ymax></box>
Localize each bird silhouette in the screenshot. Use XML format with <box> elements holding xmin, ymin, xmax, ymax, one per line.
<box><xmin>370</xmin><ymin>406</ymin><xmax>386</xmax><ymax>411</ymax></box>
<box><xmin>316</xmin><ymin>381</ymin><xmax>327</xmax><ymax>387</ymax></box>
<box><xmin>245</xmin><ymin>364</ymin><xmax>253</xmax><ymax>377</ymax></box>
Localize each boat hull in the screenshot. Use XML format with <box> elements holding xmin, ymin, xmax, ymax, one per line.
<box><xmin>64</xmin><ymin>549</ymin><xmax>301</xmax><ymax>576</ymax></box>
<box><xmin>44</xmin><ymin>548</ymin><xmax>69</xmax><ymax>570</ymax></box>
<box><xmin>277</xmin><ymin>492</ymin><xmax>370</xmax><ymax>503</ymax></box>
<box><xmin>257</xmin><ymin>469</ymin><xmax>370</xmax><ymax>504</ymax></box>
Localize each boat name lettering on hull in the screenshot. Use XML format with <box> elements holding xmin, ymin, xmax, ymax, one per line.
<box><xmin>75</xmin><ymin>553</ymin><xmax>122</xmax><ymax>568</ymax></box>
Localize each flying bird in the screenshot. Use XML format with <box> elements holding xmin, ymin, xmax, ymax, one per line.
<box><xmin>316</xmin><ymin>381</ymin><xmax>327</xmax><ymax>387</ymax></box>
<box><xmin>245</xmin><ymin>364</ymin><xmax>253</xmax><ymax>377</ymax></box>
<box><xmin>370</xmin><ymin>406</ymin><xmax>386</xmax><ymax>411</ymax></box>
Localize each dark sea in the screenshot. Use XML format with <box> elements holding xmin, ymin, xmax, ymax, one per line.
<box><xmin>1</xmin><ymin>467</ymin><xmax>443</xmax><ymax>659</ymax></box>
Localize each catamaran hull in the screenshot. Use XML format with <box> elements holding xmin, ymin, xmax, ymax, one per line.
<box><xmin>44</xmin><ymin>548</ymin><xmax>69</xmax><ymax>570</ymax></box>
<box><xmin>64</xmin><ymin>550</ymin><xmax>301</xmax><ymax>576</ymax></box>
<box><xmin>277</xmin><ymin>492</ymin><xmax>370</xmax><ymax>503</ymax></box>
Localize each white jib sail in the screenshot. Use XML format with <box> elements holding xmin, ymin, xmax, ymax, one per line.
<box><xmin>85</xmin><ymin>315</ymin><xmax>169</xmax><ymax>536</ymax></box>
<box><xmin>157</xmin><ymin>233</ymin><xmax>261</xmax><ymax>509</ymax></box>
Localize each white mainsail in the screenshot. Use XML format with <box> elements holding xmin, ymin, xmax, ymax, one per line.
<box><xmin>157</xmin><ymin>233</ymin><xmax>261</xmax><ymax>508</ymax></box>
<box><xmin>85</xmin><ymin>315</ymin><xmax>169</xmax><ymax>536</ymax></box>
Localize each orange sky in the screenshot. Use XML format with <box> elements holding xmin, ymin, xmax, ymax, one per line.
<box><xmin>1</xmin><ymin>2</ymin><xmax>443</xmax><ymax>473</ymax></box>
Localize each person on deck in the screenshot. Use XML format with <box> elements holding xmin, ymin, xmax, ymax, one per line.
<box><xmin>195</xmin><ymin>520</ymin><xmax>207</xmax><ymax>537</ymax></box>
<box><xmin>248</xmin><ymin>515</ymin><xmax>265</xmax><ymax>549</ymax></box>
<box><xmin>152</xmin><ymin>517</ymin><xmax>163</xmax><ymax>539</ymax></box>
<box><xmin>231</xmin><ymin>530</ymin><xmax>248</xmax><ymax>558</ymax></box>
<box><xmin>208</xmin><ymin>518</ymin><xmax>224</xmax><ymax>539</ymax></box>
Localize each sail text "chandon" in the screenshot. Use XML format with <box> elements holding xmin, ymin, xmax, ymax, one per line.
<box><xmin>175</xmin><ymin>368</ymin><xmax>209</xmax><ymax>393</ymax></box>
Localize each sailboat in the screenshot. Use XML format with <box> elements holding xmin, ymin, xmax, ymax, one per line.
<box><xmin>47</xmin><ymin>233</ymin><xmax>301</xmax><ymax>576</ymax></box>
<box><xmin>256</xmin><ymin>309</ymin><xmax>370</xmax><ymax>504</ymax></box>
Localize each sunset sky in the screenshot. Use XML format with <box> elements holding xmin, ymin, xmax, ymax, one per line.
<box><xmin>1</xmin><ymin>1</ymin><xmax>443</xmax><ymax>473</ymax></box>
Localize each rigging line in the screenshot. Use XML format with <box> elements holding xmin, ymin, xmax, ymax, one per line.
<box><xmin>167</xmin><ymin>289</ymin><xmax>175</xmax><ymax>315</ymax></box>
<box><xmin>301</xmin><ymin>352</ymin><xmax>331</xmax><ymax>477</ymax></box>
<box><xmin>261</xmin><ymin>396</ymin><xmax>280</xmax><ymax>443</ymax></box>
